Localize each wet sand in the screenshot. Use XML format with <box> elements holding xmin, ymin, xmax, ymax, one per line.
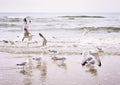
<box><xmin>0</xmin><ymin>30</ymin><xmax>120</xmax><ymax>85</ymax></box>
<box><xmin>0</xmin><ymin>29</ymin><xmax>120</xmax><ymax>85</ymax></box>
<box><xmin>0</xmin><ymin>51</ymin><xmax>120</xmax><ymax>85</ymax></box>
<box><xmin>0</xmin><ymin>13</ymin><xmax>120</xmax><ymax>85</ymax></box>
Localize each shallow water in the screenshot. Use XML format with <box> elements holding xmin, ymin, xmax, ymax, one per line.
<box><xmin>0</xmin><ymin>13</ymin><xmax>120</xmax><ymax>85</ymax></box>
<box><xmin>0</xmin><ymin>52</ymin><xmax>120</xmax><ymax>85</ymax></box>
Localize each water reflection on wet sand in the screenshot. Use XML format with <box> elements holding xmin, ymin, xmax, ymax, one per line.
<box><xmin>0</xmin><ymin>53</ymin><xmax>120</xmax><ymax>85</ymax></box>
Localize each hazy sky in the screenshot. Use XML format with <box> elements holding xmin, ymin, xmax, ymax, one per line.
<box><xmin>0</xmin><ymin>0</ymin><xmax>120</xmax><ymax>12</ymax></box>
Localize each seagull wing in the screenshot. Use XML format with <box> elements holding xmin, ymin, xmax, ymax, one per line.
<box><xmin>91</xmin><ymin>53</ymin><xmax>101</xmax><ymax>67</ymax></box>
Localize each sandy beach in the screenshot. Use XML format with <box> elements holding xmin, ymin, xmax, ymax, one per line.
<box><xmin>0</xmin><ymin>33</ymin><xmax>120</xmax><ymax>85</ymax></box>
<box><xmin>0</xmin><ymin>13</ymin><xmax>120</xmax><ymax>85</ymax></box>
<box><xmin>0</xmin><ymin>50</ymin><xmax>120</xmax><ymax>85</ymax></box>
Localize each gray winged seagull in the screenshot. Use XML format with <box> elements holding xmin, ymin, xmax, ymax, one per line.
<box><xmin>81</xmin><ymin>50</ymin><xmax>101</xmax><ymax>67</ymax></box>
<box><xmin>16</xmin><ymin>61</ymin><xmax>28</xmax><ymax>70</ymax></box>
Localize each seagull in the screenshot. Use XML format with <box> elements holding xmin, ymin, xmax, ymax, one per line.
<box><xmin>48</xmin><ymin>50</ymin><xmax>57</xmax><ymax>54</ymax></box>
<box><xmin>16</xmin><ymin>61</ymin><xmax>27</xmax><ymax>70</ymax></box>
<box><xmin>33</xmin><ymin>53</ymin><xmax>44</xmax><ymax>62</ymax></box>
<box><xmin>16</xmin><ymin>58</ymin><xmax>30</xmax><ymax>69</ymax></box>
<box><xmin>51</xmin><ymin>56</ymin><xmax>66</xmax><ymax>61</ymax></box>
<box><xmin>9</xmin><ymin>40</ymin><xmax>15</xmax><ymax>45</ymax></box>
<box><xmin>96</xmin><ymin>47</ymin><xmax>104</xmax><ymax>52</ymax></box>
<box><xmin>23</xmin><ymin>17</ymin><xmax>31</xmax><ymax>24</ymax></box>
<box><xmin>2</xmin><ymin>40</ymin><xmax>15</xmax><ymax>45</ymax></box>
<box><xmin>32</xmin><ymin>56</ymin><xmax>41</xmax><ymax>65</ymax></box>
<box><xmin>32</xmin><ymin>57</ymin><xmax>41</xmax><ymax>61</ymax></box>
<box><xmin>3</xmin><ymin>40</ymin><xmax>9</xmax><ymax>43</ymax></box>
<box><xmin>51</xmin><ymin>56</ymin><xmax>67</xmax><ymax>69</ymax></box>
<box><xmin>16</xmin><ymin>62</ymin><xmax>27</xmax><ymax>66</ymax></box>
<box><xmin>39</xmin><ymin>33</ymin><xmax>47</xmax><ymax>46</ymax></box>
<box><xmin>81</xmin><ymin>50</ymin><xmax>101</xmax><ymax>67</ymax></box>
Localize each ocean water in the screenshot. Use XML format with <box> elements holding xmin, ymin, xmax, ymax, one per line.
<box><xmin>0</xmin><ymin>12</ymin><xmax>120</xmax><ymax>30</ymax></box>
<box><xmin>0</xmin><ymin>13</ymin><xmax>120</xmax><ymax>85</ymax></box>
<box><xmin>0</xmin><ymin>12</ymin><xmax>120</xmax><ymax>44</ymax></box>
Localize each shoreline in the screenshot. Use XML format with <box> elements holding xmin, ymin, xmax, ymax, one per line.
<box><xmin>0</xmin><ymin>51</ymin><xmax>120</xmax><ymax>85</ymax></box>
<box><xmin>0</xmin><ymin>41</ymin><xmax>120</xmax><ymax>55</ymax></box>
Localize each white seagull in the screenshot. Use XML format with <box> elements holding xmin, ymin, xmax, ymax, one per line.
<box><xmin>33</xmin><ymin>53</ymin><xmax>44</xmax><ymax>62</ymax></box>
<box><xmin>81</xmin><ymin>50</ymin><xmax>101</xmax><ymax>67</ymax></box>
<box><xmin>32</xmin><ymin>57</ymin><xmax>41</xmax><ymax>61</ymax></box>
<box><xmin>51</xmin><ymin>56</ymin><xmax>66</xmax><ymax>61</ymax></box>
<box><xmin>16</xmin><ymin>61</ymin><xmax>28</xmax><ymax>70</ymax></box>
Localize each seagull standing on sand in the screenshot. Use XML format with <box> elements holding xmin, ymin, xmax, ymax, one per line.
<box><xmin>33</xmin><ymin>57</ymin><xmax>41</xmax><ymax>61</ymax></box>
<box><xmin>33</xmin><ymin>53</ymin><xmax>44</xmax><ymax>61</ymax></box>
<box><xmin>48</xmin><ymin>50</ymin><xmax>57</xmax><ymax>54</ymax></box>
<box><xmin>81</xmin><ymin>50</ymin><xmax>101</xmax><ymax>67</ymax></box>
<box><xmin>32</xmin><ymin>56</ymin><xmax>42</xmax><ymax>66</ymax></box>
<box><xmin>2</xmin><ymin>40</ymin><xmax>15</xmax><ymax>45</ymax></box>
<box><xmin>3</xmin><ymin>40</ymin><xmax>9</xmax><ymax>43</ymax></box>
<box><xmin>51</xmin><ymin>55</ymin><xmax>66</xmax><ymax>63</ymax></box>
<box><xmin>48</xmin><ymin>50</ymin><xmax>58</xmax><ymax>57</ymax></box>
<box><xmin>51</xmin><ymin>56</ymin><xmax>66</xmax><ymax>61</ymax></box>
<box><xmin>16</xmin><ymin>61</ymin><xmax>28</xmax><ymax>70</ymax></box>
